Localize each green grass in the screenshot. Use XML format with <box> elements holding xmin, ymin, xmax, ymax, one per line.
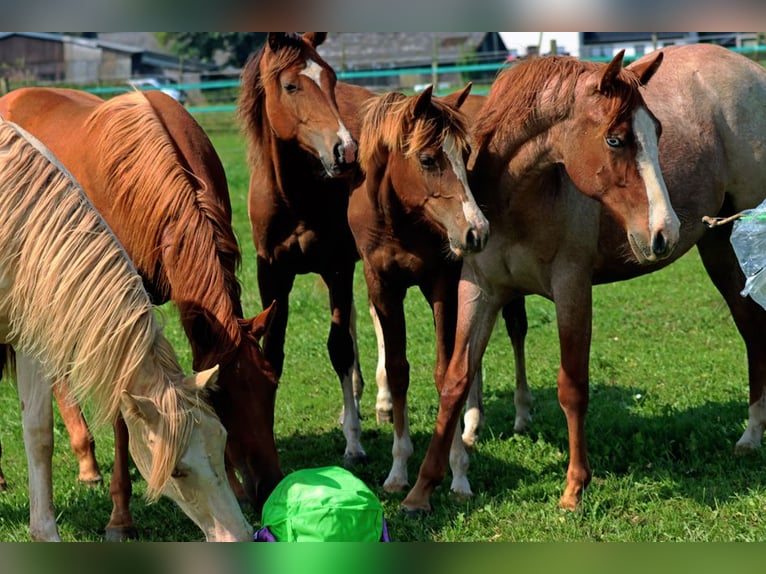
<box><xmin>1</xmin><ymin>124</ymin><xmax>764</xmax><ymax>542</ymax></box>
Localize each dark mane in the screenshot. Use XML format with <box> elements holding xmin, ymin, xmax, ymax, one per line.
<box><xmin>474</xmin><ymin>56</ymin><xmax>648</xmax><ymax>152</ymax></box>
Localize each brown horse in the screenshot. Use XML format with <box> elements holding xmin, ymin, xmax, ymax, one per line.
<box><xmin>0</xmin><ymin>117</ymin><xmax>251</xmax><ymax>541</ymax></box>
<box><xmin>238</xmin><ymin>32</ymin><xmax>375</xmax><ymax>465</ymax></box>
<box><xmin>499</xmin><ymin>43</ymin><xmax>766</xmax><ymax>502</ymax></box>
<box><xmin>0</xmin><ymin>87</ymin><xmax>282</xmax><ymax>539</ymax></box>
<box><xmin>402</xmin><ymin>48</ymin><xmax>684</xmax><ymax>513</ymax></box>
<box><xmin>348</xmin><ymin>84</ymin><xmax>489</xmax><ymax>495</ymax></box>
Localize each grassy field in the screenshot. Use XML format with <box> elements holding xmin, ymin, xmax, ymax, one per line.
<box><xmin>0</xmin><ymin>118</ymin><xmax>764</xmax><ymax>542</ymax></box>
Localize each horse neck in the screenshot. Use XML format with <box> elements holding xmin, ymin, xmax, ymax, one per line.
<box><xmin>174</xmin><ymin>295</ymin><xmax>243</xmax><ymax>372</ymax></box>
<box><xmin>471</xmin><ymin>108</ymin><xmax>570</xmax><ymax>205</ymax></box>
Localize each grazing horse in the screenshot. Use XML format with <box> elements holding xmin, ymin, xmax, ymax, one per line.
<box><xmin>348</xmin><ymin>84</ymin><xmax>489</xmax><ymax>495</ymax></box>
<box><xmin>0</xmin><ymin>118</ymin><xmax>251</xmax><ymax>541</ymax></box>
<box><xmin>402</xmin><ymin>49</ymin><xmax>683</xmax><ymax>513</ymax></box>
<box><xmin>0</xmin><ymin>86</ymin><xmax>282</xmax><ymax>540</ymax></box>
<box><xmin>238</xmin><ymin>32</ymin><xmax>371</xmax><ymax>465</ymax></box>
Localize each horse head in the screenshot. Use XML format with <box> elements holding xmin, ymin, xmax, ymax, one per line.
<box><xmin>206</xmin><ymin>300</ymin><xmax>283</xmax><ymax>511</ymax></box>
<box><xmin>562</xmin><ymin>50</ymin><xmax>680</xmax><ymax>263</ymax></box>
<box><xmin>359</xmin><ymin>84</ymin><xmax>489</xmax><ymax>257</ymax></box>
<box><xmin>242</xmin><ymin>32</ymin><xmax>357</xmax><ymax>178</ymax></box>
<box><xmin>120</xmin><ymin>365</ymin><xmax>252</xmax><ymax>541</ymax></box>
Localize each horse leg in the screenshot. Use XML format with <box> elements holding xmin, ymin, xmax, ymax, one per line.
<box><xmin>367</xmin><ymin>283</ymin><xmax>412</xmax><ymax>492</ymax></box>
<box><xmin>349</xmin><ymin>300</ymin><xmax>366</xmax><ymax>417</ymax></box>
<box><xmin>256</xmin><ymin>256</ymin><xmax>295</xmax><ymax>379</ymax></box>
<box><xmin>425</xmin><ymin>273</ymin><xmax>474</xmax><ymax>496</ymax></box>
<box><xmin>502</xmin><ymin>297</ymin><xmax>533</xmax><ymax>433</ymax></box>
<box><xmin>552</xmin><ymin>276</ymin><xmax>593</xmax><ymax>512</ymax></box>
<box><xmin>51</xmin><ymin>382</ymin><xmax>102</xmax><ymax>485</ymax></box>
<box><xmin>16</xmin><ymin>353</ymin><xmax>60</xmax><ymax>541</ymax></box>
<box><xmin>0</xmin><ymin>439</ymin><xmax>6</xmax><ymax>491</ymax></box>
<box><xmin>697</xmin><ymin>229</ymin><xmax>766</xmax><ymax>452</ymax></box>
<box><xmin>323</xmin><ymin>265</ymin><xmax>367</xmax><ymax>466</ymax></box>
<box><xmin>403</xmin><ymin>274</ymin><xmax>501</xmax><ymax>513</ymax></box>
<box><xmin>104</xmin><ymin>414</ymin><xmax>138</xmax><ymax>541</ymax></box>
<box><xmin>368</xmin><ymin>302</ymin><xmax>393</xmax><ymax>423</ymax></box>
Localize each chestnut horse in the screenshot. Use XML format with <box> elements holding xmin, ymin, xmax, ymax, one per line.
<box><xmin>402</xmin><ymin>49</ymin><xmax>684</xmax><ymax>513</ymax></box>
<box><xmin>238</xmin><ymin>32</ymin><xmax>372</xmax><ymax>465</ymax></box>
<box><xmin>0</xmin><ymin>87</ymin><xmax>281</xmax><ymax>539</ymax></box>
<box><xmin>348</xmin><ymin>84</ymin><xmax>489</xmax><ymax>495</ymax></box>
<box><xmin>476</xmin><ymin>43</ymin><xmax>766</xmax><ymax>509</ymax></box>
<box><xmin>0</xmin><ymin>118</ymin><xmax>251</xmax><ymax>541</ymax></box>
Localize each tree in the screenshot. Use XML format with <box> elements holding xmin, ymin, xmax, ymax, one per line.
<box><xmin>156</xmin><ymin>33</ymin><xmax>267</xmax><ymax>68</ymax></box>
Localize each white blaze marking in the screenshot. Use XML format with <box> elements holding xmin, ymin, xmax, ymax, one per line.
<box><xmin>443</xmin><ymin>134</ymin><xmax>489</xmax><ymax>235</ymax></box>
<box><xmin>301</xmin><ymin>58</ymin><xmax>356</xmax><ymax>159</ymax></box>
<box><xmin>633</xmin><ymin>107</ymin><xmax>680</xmax><ymax>246</ymax></box>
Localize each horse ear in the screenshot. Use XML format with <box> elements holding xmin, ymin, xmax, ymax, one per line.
<box><xmin>441</xmin><ymin>82</ymin><xmax>473</xmax><ymax>109</ymax></box>
<box><xmin>120</xmin><ymin>391</ymin><xmax>160</xmax><ymax>426</ymax></box>
<box><xmin>186</xmin><ymin>364</ymin><xmax>220</xmax><ymax>391</ymax></box>
<box><xmin>303</xmin><ymin>32</ymin><xmax>327</xmax><ymax>48</ymax></box>
<box><xmin>267</xmin><ymin>33</ymin><xmax>288</xmax><ymax>52</ymax></box>
<box><xmin>243</xmin><ymin>299</ymin><xmax>278</xmax><ymax>341</ymax></box>
<box><xmin>597</xmin><ymin>49</ymin><xmax>626</xmax><ymax>93</ymax></box>
<box><xmin>631</xmin><ymin>51</ymin><xmax>663</xmax><ymax>86</ymax></box>
<box><xmin>413</xmin><ymin>85</ymin><xmax>434</xmax><ymax>117</ymax></box>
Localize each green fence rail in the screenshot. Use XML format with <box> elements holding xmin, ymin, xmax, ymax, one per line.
<box><xmin>82</xmin><ymin>45</ymin><xmax>766</xmax><ymax>115</ymax></box>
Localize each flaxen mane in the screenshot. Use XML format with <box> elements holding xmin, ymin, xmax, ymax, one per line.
<box><xmin>84</xmin><ymin>92</ymin><xmax>244</xmax><ymax>365</ymax></box>
<box><xmin>473</xmin><ymin>56</ymin><xmax>647</xmax><ymax>152</ymax></box>
<box><xmin>0</xmin><ymin>118</ymin><xmax>208</xmax><ymax>500</ymax></box>
<box><xmin>358</xmin><ymin>91</ymin><xmax>471</xmax><ymax>174</ymax></box>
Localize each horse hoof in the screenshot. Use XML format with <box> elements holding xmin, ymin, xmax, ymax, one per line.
<box><xmin>343</xmin><ymin>453</ymin><xmax>368</xmax><ymax>468</ymax></box>
<box><xmin>734</xmin><ymin>442</ymin><xmax>759</xmax><ymax>456</ymax></box>
<box><xmin>400</xmin><ymin>506</ymin><xmax>428</xmax><ymax>519</ymax></box>
<box><xmin>383</xmin><ymin>480</ymin><xmax>410</xmax><ymax>494</ymax></box>
<box><xmin>461</xmin><ymin>433</ymin><xmax>478</xmax><ymax>452</ymax></box>
<box><xmin>104</xmin><ymin>526</ymin><xmax>139</xmax><ymax>542</ymax></box>
<box><xmin>78</xmin><ymin>476</ymin><xmax>104</xmax><ymax>487</ymax></box>
<box><xmin>376</xmin><ymin>409</ymin><xmax>393</xmax><ymax>424</ymax></box>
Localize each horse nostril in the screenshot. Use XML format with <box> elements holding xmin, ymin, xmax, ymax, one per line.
<box><xmin>652</xmin><ymin>232</ymin><xmax>667</xmax><ymax>257</ymax></box>
<box><xmin>334</xmin><ymin>140</ymin><xmax>357</xmax><ymax>166</ymax></box>
<box><xmin>465</xmin><ymin>228</ymin><xmax>482</xmax><ymax>252</ymax></box>
<box><xmin>333</xmin><ymin>142</ymin><xmax>344</xmax><ymax>164</ymax></box>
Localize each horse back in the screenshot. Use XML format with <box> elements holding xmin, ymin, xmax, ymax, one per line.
<box><xmin>636</xmin><ymin>44</ymin><xmax>766</xmax><ymax>216</ymax></box>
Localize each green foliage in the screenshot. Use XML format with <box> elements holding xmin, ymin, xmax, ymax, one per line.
<box><xmin>155</xmin><ymin>33</ymin><xmax>267</xmax><ymax>68</ymax></box>
<box><xmin>0</xmin><ymin>123</ymin><xmax>764</xmax><ymax>542</ymax></box>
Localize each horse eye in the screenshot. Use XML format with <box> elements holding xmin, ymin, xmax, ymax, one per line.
<box><xmin>419</xmin><ymin>154</ymin><xmax>437</xmax><ymax>169</ymax></box>
<box><xmin>283</xmin><ymin>83</ymin><xmax>298</xmax><ymax>94</ymax></box>
<box><xmin>171</xmin><ymin>467</ymin><xmax>189</xmax><ymax>479</ymax></box>
<box><xmin>605</xmin><ymin>135</ymin><xmax>624</xmax><ymax>148</ymax></box>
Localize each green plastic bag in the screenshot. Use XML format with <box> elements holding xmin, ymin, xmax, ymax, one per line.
<box><xmin>254</xmin><ymin>466</ymin><xmax>389</xmax><ymax>542</ymax></box>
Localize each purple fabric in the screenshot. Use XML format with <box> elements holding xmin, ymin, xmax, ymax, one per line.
<box><xmin>253</xmin><ymin>527</ymin><xmax>277</xmax><ymax>542</ymax></box>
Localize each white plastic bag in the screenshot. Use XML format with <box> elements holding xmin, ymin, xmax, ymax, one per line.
<box><xmin>730</xmin><ymin>198</ymin><xmax>766</xmax><ymax>310</ymax></box>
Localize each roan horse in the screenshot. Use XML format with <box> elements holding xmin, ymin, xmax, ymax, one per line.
<box><xmin>402</xmin><ymin>49</ymin><xmax>684</xmax><ymax>513</ymax></box>
<box><xmin>475</xmin><ymin>43</ymin><xmax>766</xmax><ymax>510</ymax></box>
<box><xmin>0</xmin><ymin>87</ymin><xmax>282</xmax><ymax>540</ymax></box>
<box><xmin>0</xmin><ymin>117</ymin><xmax>251</xmax><ymax>541</ymax></box>
<box><xmin>238</xmin><ymin>32</ymin><xmax>371</xmax><ymax>464</ymax></box>
<box><xmin>348</xmin><ymin>84</ymin><xmax>491</xmax><ymax>495</ymax></box>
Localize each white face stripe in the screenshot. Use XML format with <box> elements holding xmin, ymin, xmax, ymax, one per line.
<box><xmin>299</xmin><ymin>58</ymin><xmax>324</xmax><ymax>87</ymax></box>
<box><xmin>300</xmin><ymin>58</ymin><xmax>356</xmax><ymax>151</ymax></box>
<box><xmin>443</xmin><ymin>134</ymin><xmax>489</xmax><ymax>232</ymax></box>
<box><xmin>633</xmin><ymin>107</ymin><xmax>680</xmax><ymax>243</ymax></box>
